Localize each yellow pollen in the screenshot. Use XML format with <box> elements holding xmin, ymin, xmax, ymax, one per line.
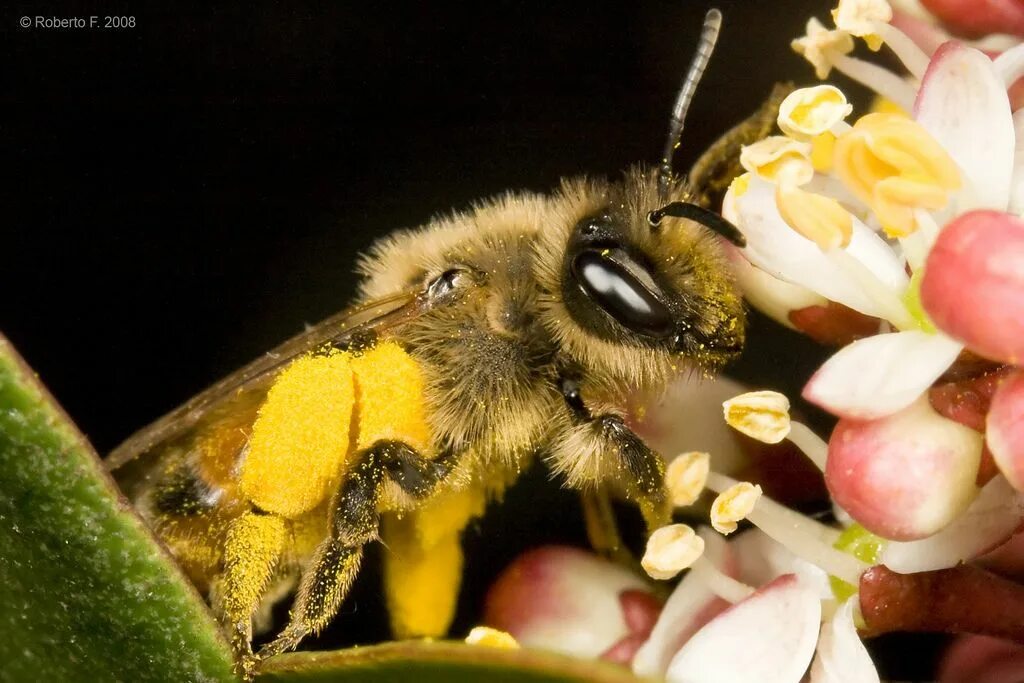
<box><xmin>776</xmin><ymin>183</ymin><xmax>854</xmax><ymax>249</ymax></box>
<box><xmin>642</xmin><ymin>524</ymin><xmax>705</xmax><ymax>580</ymax></box>
<box><xmin>666</xmin><ymin>451</ymin><xmax>711</xmax><ymax>507</ymax></box>
<box><xmin>723</xmin><ymin>391</ymin><xmax>792</xmax><ymax>444</ymax></box>
<box><xmin>710</xmin><ymin>482</ymin><xmax>763</xmax><ymax>535</ymax></box>
<box><xmin>792</xmin><ymin>17</ymin><xmax>855</xmax><ymax>79</ymax></box>
<box><xmin>240</xmin><ymin>352</ymin><xmax>355</xmax><ymax>518</ymax></box>
<box><xmin>834</xmin><ymin>113</ymin><xmax>960</xmax><ymax>237</ymax></box>
<box><xmin>728</xmin><ymin>172</ymin><xmax>751</xmax><ymax>198</ymax></box>
<box><xmin>778</xmin><ymin>85</ymin><xmax>852</xmax><ymax>140</ymax></box>
<box><xmin>740</xmin><ymin>136</ymin><xmax>814</xmax><ymax>186</ymax></box>
<box><xmin>869</xmin><ymin>95</ymin><xmax>909</xmax><ymax>117</ymax></box>
<box><xmin>810</xmin><ymin>132</ymin><xmax>836</xmax><ymax>173</ymax></box>
<box><xmin>832</xmin><ymin>0</ymin><xmax>892</xmax><ymax>49</ymax></box>
<box><xmin>465</xmin><ymin>626</ymin><xmax>520</xmax><ymax>649</ymax></box>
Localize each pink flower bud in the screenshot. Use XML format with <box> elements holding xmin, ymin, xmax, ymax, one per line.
<box><xmin>921</xmin><ymin>210</ymin><xmax>1024</xmax><ymax>366</ymax></box>
<box><xmin>939</xmin><ymin>635</ymin><xmax>1024</xmax><ymax>683</ymax></box>
<box><xmin>920</xmin><ymin>0</ymin><xmax>1024</xmax><ymax>39</ymax></box>
<box><xmin>986</xmin><ymin>369</ymin><xmax>1024</xmax><ymax>491</ymax></box>
<box><xmin>826</xmin><ymin>397</ymin><xmax>982</xmax><ymax>540</ymax></box>
<box><xmin>930</xmin><ymin>367</ymin><xmax>1013</xmax><ymax>485</ymax></box>
<box><xmin>788</xmin><ymin>302</ymin><xmax>881</xmax><ymax>347</ymax></box>
<box><xmin>483</xmin><ymin>546</ymin><xmax>662</xmax><ymax>663</ymax></box>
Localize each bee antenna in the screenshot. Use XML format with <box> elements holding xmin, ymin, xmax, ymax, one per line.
<box><xmin>657</xmin><ymin>8</ymin><xmax>722</xmax><ymax>199</ymax></box>
<box><xmin>647</xmin><ymin>201</ymin><xmax>746</xmax><ymax>247</ymax></box>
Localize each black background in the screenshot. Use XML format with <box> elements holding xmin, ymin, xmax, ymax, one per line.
<box><xmin>1</xmin><ymin>1</ymin><xmax>938</xmax><ymax>678</ymax></box>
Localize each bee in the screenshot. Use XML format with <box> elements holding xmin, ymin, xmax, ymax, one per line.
<box><xmin>107</xmin><ymin>9</ymin><xmax>782</xmax><ymax>676</ymax></box>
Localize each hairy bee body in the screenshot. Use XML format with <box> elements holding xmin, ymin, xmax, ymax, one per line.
<box><xmin>110</xmin><ymin>14</ymin><xmax>787</xmax><ymax>668</ymax></box>
<box><xmin>137</xmin><ymin>167</ymin><xmax>743</xmax><ymax>652</ymax></box>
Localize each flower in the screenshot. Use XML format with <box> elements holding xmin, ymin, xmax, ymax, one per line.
<box><xmin>720</xmin><ymin>0</ymin><xmax>1024</xmax><ymax>542</ymax></box>
<box><xmin>635</xmin><ymin>525</ymin><xmax>877</xmax><ymax>683</ymax></box>
<box><xmin>482</xmin><ymin>545</ymin><xmax>662</xmax><ymax>664</ymax></box>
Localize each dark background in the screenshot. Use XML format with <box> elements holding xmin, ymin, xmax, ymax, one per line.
<box><xmin>1</xmin><ymin>1</ymin><xmax>937</xmax><ymax>678</ymax></box>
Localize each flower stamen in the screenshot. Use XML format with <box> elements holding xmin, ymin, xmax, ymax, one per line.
<box><xmin>710</xmin><ymin>481</ymin><xmax>762</xmax><ymax>535</ymax></box>
<box><xmin>642</xmin><ymin>524</ymin><xmax>706</xmax><ymax>580</ymax></box>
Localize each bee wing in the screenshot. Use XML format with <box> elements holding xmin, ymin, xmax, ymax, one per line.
<box><xmin>106</xmin><ymin>283</ymin><xmax>442</xmax><ymax>475</ymax></box>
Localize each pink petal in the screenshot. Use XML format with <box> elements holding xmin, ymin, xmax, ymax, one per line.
<box><xmin>665</xmin><ymin>575</ymin><xmax>821</xmax><ymax>683</ymax></box>
<box><xmin>939</xmin><ymin>635</ymin><xmax>1024</xmax><ymax>683</ymax></box>
<box><xmin>921</xmin><ymin>210</ymin><xmax>1024</xmax><ymax>365</ymax></box>
<box><xmin>825</xmin><ymin>397</ymin><xmax>982</xmax><ymax>541</ymax></box>
<box><xmin>483</xmin><ymin>545</ymin><xmax>657</xmax><ymax>659</ymax></box>
<box><xmin>809</xmin><ymin>599</ymin><xmax>880</xmax><ymax>683</ymax></box>
<box><xmin>803</xmin><ymin>331</ymin><xmax>963</xmax><ymax>420</ymax></box>
<box><xmin>881</xmin><ymin>476</ymin><xmax>1024</xmax><ymax>572</ymax></box>
<box><xmin>916</xmin><ymin>42</ymin><xmax>1015</xmax><ymax>211</ymax></box>
<box><xmin>633</xmin><ymin>529</ymin><xmax>732</xmax><ymax>678</ymax></box>
<box><xmin>920</xmin><ymin>0</ymin><xmax>1024</xmax><ymax>39</ymax></box>
<box><xmin>891</xmin><ymin>5</ymin><xmax>952</xmax><ymax>55</ymax></box>
<box><xmin>987</xmin><ymin>369</ymin><xmax>1024</xmax><ymax>490</ymax></box>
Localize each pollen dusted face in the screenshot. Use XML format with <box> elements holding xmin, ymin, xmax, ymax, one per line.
<box><xmin>535</xmin><ymin>167</ymin><xmax>746</xmax><ymax>389</ymax></box>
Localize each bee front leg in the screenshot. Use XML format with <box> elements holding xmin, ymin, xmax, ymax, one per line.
<box><xmin>556</xmin><ymin>375</ymin><xmax>671</xmax><ymax>536</ymax></box>
<box><xmin>257</xmin><ymin>441</ymin><xmax>460</xmax><ymax>660</ymax></box>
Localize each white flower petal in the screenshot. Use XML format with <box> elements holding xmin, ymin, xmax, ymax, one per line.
<box><xmin>728</xmin><ymin>249</ymin><xmax>826</xmax><ymax>330</ymax></box>
<box><xmin>994</xmin><ymin>42</ymin><xmax>1024</xmax><ymax>89</ymax></box>
<box><xmin>665</xmin><ymin>574</ymin><xmax>821</xmax><ymax>683</ymax></box>
<box><xmin>915</xmin><ymin>42</ymin><xmax>1015</xmax><ymax>211</ymax></box>
<box><xmin>1008</xmin><ymin>110</ymin><xmax>1024</xmax><ymax>216</ymax></box>
<box><xmin>633</xmin><ymin>529</ymin><xmax>730</xmax><ymax>678</ymax></box>
<box><xmin>810</xmin><ymin>599</ymin><xmax>880</xmax><ymax>683</ymax></box>
<box><xmin>803</xmin><ymin>331</ymin><xmax>963</xmax><ymax>419</ymax></box>
<box><xmin>732</xmin><ymin>529</ymin><xmax>833</xmax><ymax>600</ymax></box>
<box><xmin>736</xmin><ymin>178</ymin><xmax>908</xmax><ymax>319</ymax></box>
<box><xmin>881</xmin><ymin>476</ymin><xmax>1024</xmax><ymax>573</ymax></box>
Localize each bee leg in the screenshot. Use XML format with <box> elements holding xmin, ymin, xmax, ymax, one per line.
<box><xmin>686</xmin><ymin>82</ymin><xmax>794</xmax><ymax>209</ymax></box>
<box><xmin>258</xmin><ymin>441</ymin><xmax>461</xmax><ymax>659</ymax></box>
<box><xmin>558</xmin><ymin>374</ymin><xmax>671</xmax><ymax>533</ymax></box>
<box><xmin>215</xmin><ymin>510</ymin><xmax>287</xmax><ymax>678</ymax></box>
<box><xmin>580</xmin><ymin>488</ymin><xmax>633</xmax><ymax>564</ymax></box>
<box><xmin>595</xmin><ymin>414</ymin><xmax>672</xmax><ymax>532</ymax></box>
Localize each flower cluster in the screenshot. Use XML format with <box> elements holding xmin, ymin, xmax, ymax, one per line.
<box><xmin>469</xmin><ymin>1</ymin><xmax>1024</xmax><ymax>681</ymax></box>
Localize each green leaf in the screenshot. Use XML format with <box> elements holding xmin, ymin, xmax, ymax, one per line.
<box><xmin>257</xmin><ymin>642</ymin><xmax>647</xmax><ymax>683</ymax></box>
<box><xmin>0</xmin><ymin>335</ymin><xmax>236</xmax><ymax>682</ymax></box>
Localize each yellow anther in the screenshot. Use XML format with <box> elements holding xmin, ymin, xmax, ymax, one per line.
<box><xmin>740</xmin><ymin>137</ymin><xmax>814</xmax><ymax>186</ymax></box>
<box><xmin>778</xmin><ymin>85</ymin><xmax>853</xmax><ymax>140</ymax></box>
<box><xmin>869</xmin><ymin>95</ymin><xmax>909</xmax><ymax>117</ymax></box>
<box><xmin>873</xmin><ymin>177</ymin><xmax>949</xmax><ymax>237</ymax></box>
<box><xmin>666</xmin><ymin>451</ymin><xmax>711</xmax><ymax>507</ymax></box>
<box><xmin>710</xmin><ymin>482</ymin><xmax>763</xmax><ymax>535</ymax></box>
<box><xmin>722</xmin><ymin>172</ymin><xmax>752</xmax><ymax>224</ymax></box>
<box><xmin>776</xmin><ymin>183</ymin><xmax>854</xmax><ymax>249</ymax></box>
<box><xmin>832</xmin><ymin>0</ymin><xmax>892</xmax><ymax>50</ymax></box>
<box><xmin>834</xmin><ymin>113</ymin><xmax>960</xmax><ymax>237</ymax></box>
<box><xmin>723</xmin><ymin>390</ymin><xmax>792</xmax><ymax>444</ymax></box>
<box><xmin>792</xmin><ymin>17</ymin><xmax>855</xmax><ymax>79</ymax></box>
<box><xmin>465</xmin><ymin>626</ymin><xmax>520</xmax><ymax>649</ymax></box>
<box><xmin>642</xmin><ymin>524</ymin><xmax>705</xmax><ymax>580</ymax></box>
<box><xmin>810</xmin><ymin>132</ymin><xmax>837</xmax><ymax>173</ymax></box>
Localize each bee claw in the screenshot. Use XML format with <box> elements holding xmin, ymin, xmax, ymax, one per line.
<box><xmin>236</xmin><ymin>653</ymin><xmax>261</xmax><ymax>683</ymax></box>
<box><xmin>257</xmin><ymin>624</ymin><xmax>310</xmax><ymax>660</ymax></box>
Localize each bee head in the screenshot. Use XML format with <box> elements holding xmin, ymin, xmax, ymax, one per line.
<box><xmin>535</xmin><ymin>168</ymin><xmax>745</xmax><ymax>388</ymax></box>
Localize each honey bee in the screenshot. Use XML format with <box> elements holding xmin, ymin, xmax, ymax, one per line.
<box><xmin>107</xmin><ymin>10</ymin><xmax>781</xmax><ymax>676</ymax></box>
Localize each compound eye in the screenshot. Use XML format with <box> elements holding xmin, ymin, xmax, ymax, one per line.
<box><xmin>571</xmin><ymin>248</ymin><xmax>674</xmax><ymax>338</ymax></box>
